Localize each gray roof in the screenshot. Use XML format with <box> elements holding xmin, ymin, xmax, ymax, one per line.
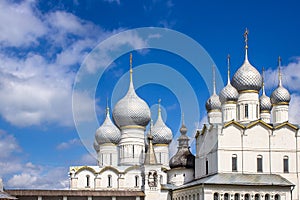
<box><xmin>173</xmin><ymin>173</ymin><xmax>294</xmax><ymax>190</ymax></box>
<box><xmin>0</xmin><ymin>191</ymin><xmax>17</xmax><ymax>200</ymax></box>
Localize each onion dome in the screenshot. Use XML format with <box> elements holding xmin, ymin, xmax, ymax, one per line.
<box><xmin>219</xmin><ymin>55</ymin><xmax>239</xmax><ymax>104</ymax></box>
<box><xmin>151</xmin><ymin>100</ymin><xmax>173</xmax><ymax>144</ymax></box>
<box><xmin>232</xmin><ymin>29</ymin><xmax>262</xmax><ymax>92</ymax></box>
<box><xmin>95</xmin><ymin>107</ymin><xmax>121</xmax><ymax>145</ymax></box>
<box><xmin>93</xmin><ymin>140</ymin><xmax>100</xmax><ymax>152</ymax></box>
<box><xmin>260</xmin><ymin>68</ymin><xmax>272</xmax><ymax>112</ymax></box>
<box><xmin>169</xmin><ymin>115</ymin><xmax>195</xmax><ymax>169</ymax></box>
<box><xmin>271</xmin><ymin>57</ymin><xmax>291</xmax><ymax>105</ymax></box>
<box><xmin>112</xmin><ymin>54</ymin><xmax>151</xmax><ymax>128</ymax></box>
<box><xmin>206</xmin><ymin>66</ymin><xmax>221</xmax><ymax>112</ymax></box>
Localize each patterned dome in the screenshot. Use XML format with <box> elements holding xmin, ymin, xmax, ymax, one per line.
<box><xmin>232</xmin><ymin>58</ymin><xmax>262</xmax><ymax>92</ymax></box>
<box><xmin>271</xmin><ymin>86</ymin><xmax>290</xmax><ymax>105</ymax></box>
<box><xmin>205</xmin><ymin>94</ymin><xmax>221</xmax><ymax>111</ymax></box>
<box><xmin>151</xmin><ymin>108</ymin><xmax>173</xmax><ymax>144</ymax></box>
<box><xmin>219</xmin><ymin>83</ymin><xmax>239</xmax><ymax>104</ymax></box>
<box><xmin>260</xmin><ymin>94</ymin><xmax>272</xmax><ymax>111</ymax></box>
<box><xmin>113</xmin><ymin>79</ymin><xmax>151</xmax><ymax>128</ymax></box>
<box><xmin>96</xmin><ymin>108</ymin><xmax>121</xmax><ymax>145</ymax></box>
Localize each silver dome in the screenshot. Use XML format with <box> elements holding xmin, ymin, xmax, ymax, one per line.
<box><xmin>93</xmin><ymin>140</ymin><xmax>100</xmax><ymax>152</ymax></box>
<box><xmin>219</xmin><ymin>83</ymin><xmax>239</xmax><ymax>104</ymax></box>
<box><xmin>271</xmin><ymin>86</ymin><xmax>291</xmax><ymax>105</ymax></box>
<box><xmin>260</xmin><ymin>94</ymin><xmax>272</xmax><ymax>111</ymax></box>
<box><xmin>113</xmin><ymin>81</ymin><xmax>151</xmax><ymax>128</ymax></box>
<box><xmin>151</xmin><ymin>109</ymin><xmax>173</xmax><ymax>144</ymax></box>
<box><xmin>96</xmin><ymin>108</ymin><xmax>121</xmax><ymax>145</ymax></box>
<box><xmin>232</xmin><ymin>59</ymin><xmax>262</xmax><ymax>92</ymax></box>
<box><xmin>205</xmin><ymin>94</ymin><xmax>221</xmax><ymax>111</ymax></box>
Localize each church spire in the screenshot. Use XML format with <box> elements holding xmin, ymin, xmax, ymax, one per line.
<box><xmin>262</xmin><ymin>67</ymin><xmax>266</xmax><ymax>95</ymax></box>
<box><xmin>144</xmin><ymin>120</ymin><xmax>157</xmax><ymax>165</ymax></box>
<box><xmin>244</xmin><ymin>28</ymin><xmax>249</xmax><ymax>61</ymax></box>
<box><xmin>278</xmin><ymin>56</ymin><xmax>282</xmax><ymax>87</ymax></box>
<box><xmin>212</xmin><ymin>65</ymin><xmax>216</xmax><ymax>94</ymax></box>
<box><xmin>158</xmin><ymin>99</ymin><xmax>161</xmax><ymax>117</ymax></box>
<box><xmin>227</xmin><ymin>54</ymin><xmax>231</xmax><ymax>85</ymax></box>
<box><xmin>129</xmin><ymin>53</ymin><xmax>133</xmax><ymax>83</ymax></box>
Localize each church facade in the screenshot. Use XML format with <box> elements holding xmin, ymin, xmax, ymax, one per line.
<box><xmin>67</xmin><ymin>31</ymin><xmax>299</xmax><ymax>200</ymax></box>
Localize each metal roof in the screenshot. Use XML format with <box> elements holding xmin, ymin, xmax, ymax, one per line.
<box><xmin>0</xmin><ymin>191</ymin><xmax>17</xmax><ymax>200</ymax></box>
<box><xmin>173</xmin><ymin>173</ymin><xmax>294</xmax><ymax>190</ymax></box>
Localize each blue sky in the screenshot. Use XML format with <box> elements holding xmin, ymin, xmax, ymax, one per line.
<box><xmin>1</xmin><ymin>0</ymin><xmax>300</xmax><ymax>189</ymax></box>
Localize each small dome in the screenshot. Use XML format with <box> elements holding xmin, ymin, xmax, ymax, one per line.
<box><xmin>205</xmin><ymin>94</ymin><xmax>221</xmax><ymax>111</ymax></box>
<box><xmin>232</xmin><ymin>59</ymin><xmax>262</xmax><ymax>92</ymax></box>
<box><xmin>260</xmin><ymin>94</ymin><xmax>272</xmax><ymax>111</ymax></box>
<box><xmin>271</xmin><ymin>86</ymin><xmax>291</xmax><ymax>105</ymax></box>
<box><xmin>219</xmin><ymin>83</ymin><xmax>239</xmax><ymax>104</ymax></box>
<box><xmin>96</xmin><ymin>108</ymin><xmax>121</xmax><ymax>145</ymax></box>
<box><xmin>113</xmin><ymin>81</ymin><xmax>151</xmax><ymax>128</ymax></box>
<box><xmin>152</xmin><ymin>109</ymin><xmax>173</xmax><ymax>144</ymax></box>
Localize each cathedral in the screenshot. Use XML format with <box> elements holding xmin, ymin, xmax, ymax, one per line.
<box><xmin>67</xmin><ymin>30</ymin><xmax>299</xmax><ymax>200</ymax></box>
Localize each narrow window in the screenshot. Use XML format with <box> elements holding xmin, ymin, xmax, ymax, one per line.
<box><xmin>245</xmin><ymin>194</ymin><xmax>250</xmax><ymax>200</ymax></box>
<box><xmin>234</xmin><ymin>193</ymin><xmax>240</xmax><ymax>200</ymax></box>
<box><xmin>232</xmin><ymin>154</ymin><xmax>237</xmax><ymax>172</ymax></box>
<box><xmin>237</xmin><ymin>105</ymin><xmax>240</xmax><ymax>120</ymax></box>
<box><xmin>255</xmin><ymin>194</ymin><xmax>260</xmax><ymax>200</ymax></box>
<box><xmin>265</xmin><ymin>194</ymin><xmax>270</xmax><ymax>200</ymax></box>
<box><xmin>135</xmin><ymin>175</ymin><xmax>139</xmax><ymax>187</ymax></box>
<box><xmin>224</xmin><ymin>193</ymin><xmax>229</xmax><ymax>200</ymax></box>
<box><xmin>108</xmin><ymin>175</ymin><xmax>112</xmax><ymax>187</ymax></box>
<box><xmin>257</xmin><ymin>155</ymin><xmax>263</xmax><ymax>172</ymax></box>
<box><xmin>132</xmin><ymin>145</ymin><xmax>135</xmax><ymax>158</ymax></box>
<box><xmin>193</xmin><ymin>194</ymin><xmax>195</xmax><ymax>200</ymax></box>
<box><xmin>275</xmin><ymin>194</ymin><xmax>280</xmax><ymax>200</ymax></box>
<box><xmin>159</xmin><ymin>152</ymin><xmax>162</xmax><ymax>164</ymax></box>
<box><xmin>245</xmin><ymin>104</ymin><xmax>249</xmax><ymax>118</ymax></box>
<box><xmin>213</xmin><ymin>193</ymin><xmax>219</xmax><ymax>200</ymax></box>
<box><xmin>110</xmin><ymin>153</ymin><xmax>112</xmax><ymax>165</ymax></box>
<box><xmin>86</xmin><ymin>175</ymin><xmax>90</xmax><ymax>187</ymax></box>
<box><xmin>206</xmin><ymin>160</ymin><xmax>209</xmax><ymax>175</ymax></box>
<box><xmin>197</xmin><ymin>193</ymin><xmax>199</xmax><ymax>200</ymax></box>
<box><xmin>283</xmin><ymin>156</ymin><xmax>289</xmax><ymax>173</ymax></box>
<box><xmin>256</xmin><ymin>104</ymin><xmax>259</xmax><ymax>118</ymax></box>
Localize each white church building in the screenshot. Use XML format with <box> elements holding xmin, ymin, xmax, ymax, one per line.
<box><xmin>67</xmin><ymin>30</ymin><xmax>299</xmax><ymax>200</ymax></box>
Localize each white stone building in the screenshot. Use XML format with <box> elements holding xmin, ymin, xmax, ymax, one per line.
<box><xmin>68</xmin><ymin>31</ymin><xmax>299</xmax><ymax>200</ymax></box>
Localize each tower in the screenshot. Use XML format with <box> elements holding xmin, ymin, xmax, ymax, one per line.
<box><xmin>232</xmin><ymin>29</ymin><xmax>262</xmax><ymax>123</ymax></box>
<box><xmin>219</xmin><ymin>55</ymin><xmax>238</xmax><ymax>123</ymax></box>
<box><xmin>271</xmin><ymin>57</ymin><xmax>290</xmax><ymax>124</ymax></box>
<box><xmin>112</xmin><ymin>53</ymin><xmax>151</xmax><ymax>165</ymax></box>
<box><xmin>259</xmin><ymin>68</ymin><xmax>272</xmax><ymax>123</ymax></box>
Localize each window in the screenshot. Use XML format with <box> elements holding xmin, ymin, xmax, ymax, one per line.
<box><xmin>275</xmin><ymin>194</ymin><xmax>280</xmax><ymax>200</ymax></box>
<box><xmin>224</xmin><ymin>193</ymin><xmax>229</xmax><ymax>200</ymax></box>
<box><xmin>256</xmin><ymin>104</ymin><xmax>259</xmax><ymax>118</ymax></box>
<box><xmin>245</xmin><ymin>194</ymin><xmax>250</xmax><ymax>200</ymax></box>
<box><xmin>110</xmin><ymin>153</ymin><xmax>112</xmax><ymax>165</ymax></box>
<box><xmin>193</xmin><ymin>194</ymin><xmax>195</xmax><ymax>200</ymax></box>
<box><xmin>257</xmin><ymin>155</ymin><xmax>263</xmax><ymax>172</ymax></box>
<box><xmin>265</xmin><ymin>194</ymin><xmax>270</xmax><ymax>200</ymax></box>
<box><xmin>135</xmin><ymin>175</ymin><xmax>139</xmax><ymax>187</ymax></box>
<box><xmin>132</xmin><ymin>145</ymin><xmax>135</xmax><ymax>158</ymax></box>
<box><xmin>232</xmin><ymin>154</ymin><xmax>237</xmax><ymax>172</ymax></box>
<box><xmin>108</xmin><ymin>175</ymin><xmax>112</xmax><ymax>187</ymax></box>
<box><xmin>206</xmin><ymin>160</ymin><xmax>209</xmax><ymax>175</ymax></box>
<box><xmin>86</xmin><ymin>175</ymin><xmax>90</xmax><ymax>187</ymax></box>
<box><xmin>197</xmin><ymin>193</ymin><xmax>199</xmax><ymax>200</ymax></box>
<box><xmin>245</xmin><ymin>104</ymin><xmax>249</xmax><ymax>118</ymax></box>
<box><xmin>255</xmin><ymin>194</ymin><xmax>260</xmax><ymax>200</ymax></box>
<box><xmin>234</xmin><ymin>193</ymin><xmax>240</xmax><ymax>200</ymax></box>
<box><xmin>284</xmin><ymin>156</ymin><xmax>289</xmax><ymax>173</ymax></box>
<box><xmin>213</xmin><ymin>193</ymin><xmax>219</xmax><ymax>200</ymax></box>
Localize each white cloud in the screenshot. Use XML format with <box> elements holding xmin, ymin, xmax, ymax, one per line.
<box><xmin>0</xmin><ymin>0</ymin><xmax>47</xmax><ymax>47</ymax></box>
<box><xmin>103</xmin><ymin>0</ymin><xmax>121</xmax><ymax>5</ymax></box>
<box><xmin>0</xmin><ymin>130</ymin><xmax>21</xmax><ymax>159</ymax></box>
<box><xmin>56</xmin><ymin>138</ymin><xmax>82</xmax><ymax>150</ymax></box>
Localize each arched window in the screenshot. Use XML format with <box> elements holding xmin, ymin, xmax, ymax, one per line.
<box><xmin>257</xmin><ymin>155</ymin><xmax>263</xmax><ymax>172</ymax></box>
<box><xmin>234</xmin><ymin>193</ymin><xmax>240</xmax><ymax>200</ymax></box>
<box><xmin>135</xmin><ymin>175</ymin><xmax>139</xmax><ymax>187</ymax></box>
<box><xmin>245</xmin><ymin>194</ymin><xmax>250</xmax><ymax>200</ymax></box>
<box><xmin>283</xmin><ymin>156</ymin><xmax>289</xmax><ymax>173</ymax></box>
<box><xmin>232</xmin><ymin>154</ymin><xmax>237</xmax><ymax>172</ymax></box>
<box><xmin>206</xmin><ymin>159</ymin><xmax>209</xmax><ymax>175</ymax></box>
<box><xmin>255</xmin><ymin>194</ymin><xmax>260</xmax><ymax>200</ymax></box>
<box><xmin>224</xmin><ymin>193</ymin><xmax>229</xmax><ymax>200</ymax></box>
<box><xmin>86</xmin><ymin>175</ymin><xmax>90</xmax><ymax>187</ymax></box>
<box><xmin>245</xmin><ymin>104</ymin><xmax>249</xmax><ymax>118</ymax></box>
<box><xmin>132</xmin><ymin>145</ymin><xmax>135</xmax><ymax>158</ymax></box>
<box><xmin>275</xmin><ymin>194</ymin><xmax>280</xmax><ymax>200</ymax></box>
<box><xmin>108</xmin><ymin>175</ymin><xmax>112</xmax><ymax>187</ymax></box>
<box><xmin>213</xmin><ymin>193</ymin><xmax>219</xmax><ymax>200</ymax></box>
<box><xmin>109</xmin><ymin>153</ymin><xmax>112</xmax><ymax>165</ymax></box>
<box><xmin>265</xmin><ymin>194</ymin><xmax>270</xmax><ymax>200</ymax></box>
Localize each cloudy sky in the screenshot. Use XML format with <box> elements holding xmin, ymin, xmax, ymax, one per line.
<box><xmin>1</xmin><ymin>0</ymin><xmax>300</xmax><ymax>189</ymax></box>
